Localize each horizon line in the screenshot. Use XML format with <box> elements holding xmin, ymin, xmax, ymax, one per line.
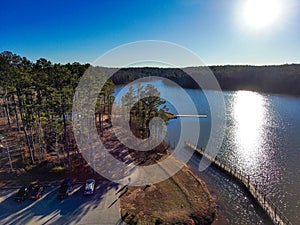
<box><xmin>1</xmin><ymin>50</ymin><xmax>299</xmax><ymax>67</ymax></box>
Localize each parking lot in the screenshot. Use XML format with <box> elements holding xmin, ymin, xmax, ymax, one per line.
<box><xmin>0</xmin><ymin>182</ymin><xmax>124</xmax><ymax>225</ymax></box>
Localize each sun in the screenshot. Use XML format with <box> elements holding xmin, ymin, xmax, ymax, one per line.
<box><xmin>243</xmin><ymin>0</ymin><xmax>282</xmax><ymax>29</ymax></box>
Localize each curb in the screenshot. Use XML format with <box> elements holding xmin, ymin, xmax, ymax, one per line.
<box><xmin>0</xmin><ymin>181</ymin><xmax>91</xmax><ymax>190</ymax></box>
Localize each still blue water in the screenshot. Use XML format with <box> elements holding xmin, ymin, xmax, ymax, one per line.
<box><xmin>114</xmin><ymin>80</ymin><xmax>300</xmax><ymax>224</ymax></box>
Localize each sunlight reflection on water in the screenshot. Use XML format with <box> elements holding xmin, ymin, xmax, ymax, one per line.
<box><xmin>115</xmin><ymin>83</ymin><xmax>300</xmax><ymax>224</ymax></box>
<box><xmin>233</xmin><ymin>91</ymin><xmax>267</xmax><ymax>172</ymax></box>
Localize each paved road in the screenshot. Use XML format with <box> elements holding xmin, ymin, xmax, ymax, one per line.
<box><xmin>0</xmin><ymin>182</ymin><xmax>126</xmax><ymax>225</ymax></box>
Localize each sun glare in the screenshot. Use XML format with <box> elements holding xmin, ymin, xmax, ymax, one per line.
<box><xmin>233</xmin><ymin>91</ymin><xmax>266</xmax><ymax>164</ymax></box>
<box><xmin>243</xmin><ymin>0</ymin><xmax>282</xmax><ymax>29</ymax></box>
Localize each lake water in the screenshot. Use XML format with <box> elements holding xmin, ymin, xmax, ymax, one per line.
<box><xmin>114</xmin><ymin>80</ymin><xmax>300</xmax><ymax>224</ymax></box>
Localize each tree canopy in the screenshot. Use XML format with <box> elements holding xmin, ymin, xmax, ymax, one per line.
<box><xmin>0</xmin><ymin>51</ymin><xmax>114</xmax><ymax>168</ymax></box>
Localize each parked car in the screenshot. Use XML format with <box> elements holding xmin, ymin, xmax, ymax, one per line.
<box><xmin>83</xmin><ymin>179</ymin><xmax>95</xmax><ymax>195</ymax></box>
<box><xmin>58</xmin><ymin>178</ymin><xmax>73</xmax><ymax>199</ymax></box>
<box><xmin>15</xmin><ymin>184</ymin><xmax>34</xmax><ymax>201</ymax></box>
<box><xmin>30</xmin><ymin>185</ymin><xmax>45</xmax><ymax>200</ymax></box>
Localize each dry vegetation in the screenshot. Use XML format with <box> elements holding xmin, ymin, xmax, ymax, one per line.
<box><xmin>120</xmin><ymin>166</ymin><xmax>216</xmax><ymax>225</ymax></box>
<box><xmin>0</xmin><ymin>114</ymin><xmax>217</xmax><ymax>224</ymax></box>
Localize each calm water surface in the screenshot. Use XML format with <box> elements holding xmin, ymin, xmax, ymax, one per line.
<box><xmin>115</xmin><ymin>81</ymin><xmax>300</xmax><ymax>224</ymax></box>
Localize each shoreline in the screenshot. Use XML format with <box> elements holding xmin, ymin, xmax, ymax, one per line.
<box><xmin>120</xmin><ymin>163</ymin><xmax>217</xmax><ymax>225</ymax></box>
<box><xmin>0</xmin><ymin>117</ymin><xmax>218</xmax><ymax>225</ymax></box>
<box><xmin>189</xmin><ymin>165</ymin><xmax>227</xmax><ymax>225</ymax></box>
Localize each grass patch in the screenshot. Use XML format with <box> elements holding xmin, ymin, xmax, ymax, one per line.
<box><xmin>50</xmin><ymin>166</ymin><xmax>65</xmax><ymax>173</ymax></box>
<box><xmin>24</xmin><ymin>164</ymin><xmax>33</xmax><ymax>171</ymax></box>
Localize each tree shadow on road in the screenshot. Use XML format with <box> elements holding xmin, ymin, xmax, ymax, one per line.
<box><xmin>0</xmin><ymin>181</ymin><xmax>122</xmax><ymax>225</ymax></box>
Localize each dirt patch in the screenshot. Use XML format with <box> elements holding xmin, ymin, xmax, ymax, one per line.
<box><xmin>120</xmin><ymin>166</ymin><xmax>216</xmax><ymax>225</ymax></box>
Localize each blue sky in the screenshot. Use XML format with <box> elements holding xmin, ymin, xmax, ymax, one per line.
<box><xmin>1</xmin><ymin>0</ymin><xmax>299</xmax><ymax>65</ymax></box>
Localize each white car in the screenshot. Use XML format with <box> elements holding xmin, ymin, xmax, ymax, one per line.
<box><xmin>84</xmin><ymin>179</ymin><xmax>95</xmax><ymax>195</ymax></box>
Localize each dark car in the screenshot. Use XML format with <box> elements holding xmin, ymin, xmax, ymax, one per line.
<box><xmin>15</xmin><ymin>184</ymin><xmax>34</xmax><ymax>201</ymax></box>
<box><xmin>58</xmin><ymin>178</ymin><xmax>73</xmax><ymax>199</ymax></box>
<box><xmin>83</xmin><ymin>179</ymin><xmax>95</xmax><ymax>195</ymax></box>
<box><xmin>30</xmin><ymin>185</ymin><xmax>45</xmax><ymax>200</ymax></box>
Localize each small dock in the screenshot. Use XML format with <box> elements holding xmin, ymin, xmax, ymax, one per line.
<box><xmin>185</xmin><ymin>141</ymin><xmax>292</xmax><ymax>225</ymax></box>
<box><xmin>176</xmin><ymin>114</ymin><xmax>207</xmax><ymax>118</ymax></box>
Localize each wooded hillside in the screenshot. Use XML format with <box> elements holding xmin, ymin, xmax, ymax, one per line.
<box><xmin>110</xmin><ymin>65</ymin><xmax>300</xmax><ymax>95</ymax></box>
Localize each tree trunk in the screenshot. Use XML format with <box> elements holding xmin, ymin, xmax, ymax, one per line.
<box><xmin>29</xmin><ymin>127</ymin><xmax>36</xmax><ymax>162</ymax></box>
<box><xmin>16</xmin><ymin>89</ymin><xmax>34</xmax><ymax>164</ymax></box>
<box><xmin>55</xmin><ymin>131</ymin><xmax>60</xmax><ymax>164</ymax></box>
<box><xmin>3</xmin><ymin>93</ymin><xmax>11</xmax><ymax>127</ymax></box>
<box><xmin>62</xmin><ymin>104</ymin><xmax>72</xmax><ymax>171</ymax></box>
<box><xmin>25</xmin><ymin>125</ymin><xmax>35</xmax><ymax>164</ymax></box>
<box><xmin>38</xmin><ymin>119</ymin><xmax>45</xmax><ymax>160</ymax></box>
<box><xmin>11</xmin><ymin>94</ymin><xmax>21</xmax><ymax>133</ymax></box>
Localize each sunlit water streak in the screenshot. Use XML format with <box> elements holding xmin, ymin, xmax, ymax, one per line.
<box><xmin>115</xmin><ymin>82</ymin><xmax>300</xmax><ymax>224</ymax></box>
<box><xmin>234</xmin><ymin>91</ymin><xmax>265</xmax><ymax>164</ymax></box>
<box><xmin>226</xmin><ymin>91</ymin><xmax>281</xmax><ymax>184</ymax></box>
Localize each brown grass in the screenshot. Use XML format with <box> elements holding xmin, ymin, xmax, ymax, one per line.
<box><xmin>120</xmin><ymin>166</ymin><xmax>216</xmax><ymax>225</ymax></box>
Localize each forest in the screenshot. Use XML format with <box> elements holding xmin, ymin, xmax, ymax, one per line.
<box><xmin>0</xmin><ymin>51</ymin><xmax>114</xmax><ymax>171</ymax></box>
<box><xmin>1</xmin><ymin>50</ymin><xmax>299</xmax><ymax>172</ymax></box>
<box><xmin>111</xmin><ymin>65</ymin><xmax>300</xmax><ymax>95</ymax></box>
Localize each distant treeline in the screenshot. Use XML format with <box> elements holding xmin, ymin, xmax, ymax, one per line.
<box><xmin>110</xmin><ymin>65</ymin><xmax>300</xmax><ymax>95</ymax></box>
<box><xmin>1</xmin><ymin>50</ymin><xmax>300</xmax><ymax>96</ymax></box>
